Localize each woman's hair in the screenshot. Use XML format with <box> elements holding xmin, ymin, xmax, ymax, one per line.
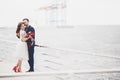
<box><xmin>16</xmin><ymin>22</ymin><xmax>25</xmax><ymax>38</ymax></box>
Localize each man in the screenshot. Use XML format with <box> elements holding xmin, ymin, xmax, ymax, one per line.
<box><xmin>23</xmin><ymin>18</ymin><xmax>35</xmax><ymax>72</ymax></box>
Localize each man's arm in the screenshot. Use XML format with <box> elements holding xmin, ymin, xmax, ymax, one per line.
<box><xmin>30</xmin><ymin>27</ymin><xmax>35</xmax><ymax>39</ymax></box>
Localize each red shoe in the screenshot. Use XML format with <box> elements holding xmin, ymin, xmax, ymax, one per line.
<box><xmin>12</xmin><ymin>66</ymin><xmax>17</xmax><ymax>72</ymax></box>
<box><xmin>18</xmin><ymin>68</ymin><xmax>21</xmax><ymax>72</ymax></box>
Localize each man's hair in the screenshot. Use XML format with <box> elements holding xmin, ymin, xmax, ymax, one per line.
<box><xmin>23</xmin><ymin>18</ymin><xmax>29</xmax><ymax>22</ymax></box>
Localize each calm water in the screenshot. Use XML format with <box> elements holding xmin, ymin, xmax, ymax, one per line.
<box><xmin>1</xmin><ymin>25</ymin><xmax>120</xmax><ymax>80</ymax></box>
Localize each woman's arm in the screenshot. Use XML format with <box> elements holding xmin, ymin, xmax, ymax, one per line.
<box><xmin>16</xmin><ymin>33</ymin><xmax>20</xmax><ymax>38</ymax></box>
<box><xmin>21</xmin><ymin>33</ymin><xmax>30</xmax><ymax>42</ymax></box>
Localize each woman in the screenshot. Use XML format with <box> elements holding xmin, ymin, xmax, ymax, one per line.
<box><xmin>13</xmin><ymin>22</ymin><xmax>31</xmax><ymax>72</ymax></box>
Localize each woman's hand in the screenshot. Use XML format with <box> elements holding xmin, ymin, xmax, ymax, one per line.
<box><xmin>21</xmin><ymin>35</ymin><xmax>31</xmax><ymax>42</ymax></box>
<box><xmin>28</xmin><ymin>35</ymin><xmax>32</xmax><ymax>39</ymax></box>
<box><xmin>21</xmin><ymin>33</ymin><xmax>33</xmax><ymax>42</ymax></box>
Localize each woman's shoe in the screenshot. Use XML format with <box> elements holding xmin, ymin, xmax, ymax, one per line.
<box><xmin>18</xmin><ymin>68</ymin><xmax>21</xmax><ymax>72</ymax></box>
<box><xmin>12</xmin><ymin>66</ymin><xmax>17</xmax><ymax>72</ymax></box>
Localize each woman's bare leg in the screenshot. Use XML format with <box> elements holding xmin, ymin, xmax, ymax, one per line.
<box><xmin>15</xmin><ymin>59</ymin><xmax>22</xmax><ymax>72</ymax></box>
<box><xmin>18</xmin><ymin>59</ymin><xmax>22</xmax><ymax>72</ymax></box>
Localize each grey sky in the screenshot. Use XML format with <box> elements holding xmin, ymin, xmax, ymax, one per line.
<box><xmin>67</xmin><ymin>0</ymin><xmax>120</xmax><ymax>25</ymax></box>
<box><xmin>0</xmin><ymin>0</ymin><xmax>50</xmax><ymax>27</ymax></box>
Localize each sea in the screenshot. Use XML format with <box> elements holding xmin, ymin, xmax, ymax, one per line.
<box><xmin>1</xmin><ymin>25</ymin><xmax>120</xmax><ymax>80</ymax></box>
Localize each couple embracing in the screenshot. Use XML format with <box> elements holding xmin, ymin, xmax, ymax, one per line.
<box><xmin>13</xmin><ymin>18</ymin><xmax>35</xmax><ymax>72</ymax></box>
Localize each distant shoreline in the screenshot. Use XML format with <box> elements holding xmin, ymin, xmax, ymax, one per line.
<box><xmin>0</xmin><ymin>25</ymin><xmax>120</xmax><ymax>30</ymax></box>
<box><xmin>0</xmin><ymin>27</ymin><xmax>15</xmax><ymax>29</ymax></box>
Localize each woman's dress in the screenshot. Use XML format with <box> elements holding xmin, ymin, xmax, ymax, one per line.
<box><xmin>16</xmin><ymin>30</ymin><xmax>29</xmax><ymax>60</ymax></box>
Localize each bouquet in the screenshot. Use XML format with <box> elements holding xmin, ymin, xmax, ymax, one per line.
<box><xmin>26</xmin><ymin>31</ymin><xmax>35</xmax><ymax>47</ymax></box>
<box><xmin>26</xmin><ymin>31</ymin><xmax>34</xmax><ymax>38</ymax></box>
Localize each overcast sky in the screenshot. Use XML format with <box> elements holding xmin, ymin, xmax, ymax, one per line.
<box><xmin>0</xmin><ymin>0</ymin><xmax>51</xmax><ymax>27</ymax></box>
<box><xmin>0</xmin><ymin>0</ymin><xmax>120</xmax><ymax>27</ymax></box>
<box><xmin>67</xmin><ymin>0</ymin><xmax>120</xmax><ymax>25</ymax></box>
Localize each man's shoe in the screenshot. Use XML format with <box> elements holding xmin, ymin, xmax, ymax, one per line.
<box><xmin>26</xmin><ymin>70</ymin><xmax>34</xmax><ymax>72</ymax></box>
